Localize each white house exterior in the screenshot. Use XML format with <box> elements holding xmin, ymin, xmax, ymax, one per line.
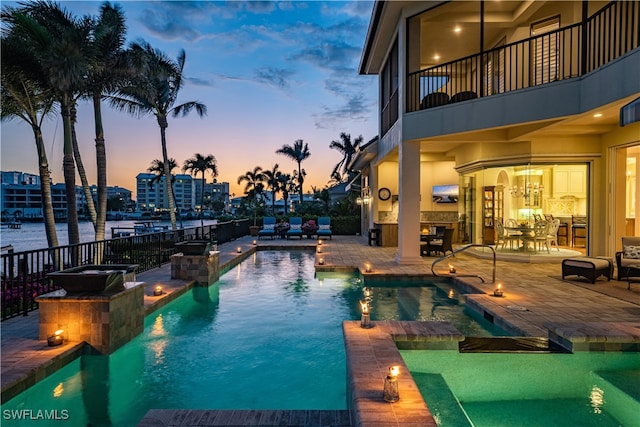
<box><xmin>358</xmin><ymin>0</ymin><xmax>640</xmax><ymax>263</ymax></box>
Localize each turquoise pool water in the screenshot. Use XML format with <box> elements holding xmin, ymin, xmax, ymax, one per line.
<box><xmin>401</xmin><ymin>350</ymin><xmax>640</xmax><ymax>427</ymax></box>
<box><xmin>2</xmin><ymin>251</ymin><xmax>499</xmax><ymax>426</ymax></box>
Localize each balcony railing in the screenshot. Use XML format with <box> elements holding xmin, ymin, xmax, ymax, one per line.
<box><xmin>407</xmin><ymin>0</ymin><xmax>639</xmax><ymax>113</ymax></box>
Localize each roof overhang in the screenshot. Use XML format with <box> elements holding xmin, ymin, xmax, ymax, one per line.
<box><xmin>621</xmin><ymin>97</ymin><xmax>640</xmax><ymax>127</ymax></box>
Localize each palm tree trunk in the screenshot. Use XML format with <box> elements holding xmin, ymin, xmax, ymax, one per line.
<box><xmin>70</xmin><ymin>104</ymin><xmax>97</xmax><ymax>227</ymax></box>
<box><xmin>61</xmin><ymin>101</ymin><xmax>80</xmax><ymax>250</ymax></box>
<box><xmin>298</xmin><ymin>163</ymin><xmax>303</xmax><ymax>204</ymax></box>
<box><xmin>93</xmin><ymin>96</ymin><xmax>107</xmax><ymax>245</ymax></box>
<box><xmin>32</xmin><ymin>125</ymin><xmax>59</xmax><ymax>250</ymax></box>
<box><xmin>159</xmin><ymin>124</ymin><xmax>177</xmax><ymax>230</ymax></box>
<box><xmin>200</xmin><ymin>172</ymin><xmax>205</xmax><ymax>229</ymax></box>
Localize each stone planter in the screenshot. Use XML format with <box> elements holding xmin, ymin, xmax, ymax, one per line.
<box><xmin>46</xmin><ymin>264</ymin><xmax>138</xmax><ymax>294</ymax></box>
<box><xmin>174</xmin><ymin>240</ymin><xmax>214</xmax><ymax>255</ymax></box>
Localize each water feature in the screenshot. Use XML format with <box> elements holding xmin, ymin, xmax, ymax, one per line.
<box><xmin>401</xmin><ymin>349</ymin><xmax>640</xmax><ymax>427</ymax></box>
<box><xmin>1</xmin><ymin>251</ymin><xmax>501</xmax><ymax>426</ymax></box>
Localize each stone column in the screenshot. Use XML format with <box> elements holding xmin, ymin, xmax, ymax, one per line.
<box><xmin>170</xmin><ymin>251</ymin><xmax>220</xmax><ymax>286</ymax></box>
<box><xmin>395</xmin><ymin>140</ymin><xmax>423</xmax><ymax>264</ymax></box>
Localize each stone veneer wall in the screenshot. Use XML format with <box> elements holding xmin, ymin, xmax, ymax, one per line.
<box><xmin>36</xmin><ymin>283</ymin><xmax>145</xmax><ymax>354</ymax></box>
<box><xmin>378</xmin><ymin>210</ymin><xmax>459</xmax><ymax>223</ymax></box>
<box><xmin>170</xmin><ymin>251</ymin><xmax>220</xmax><ymax>286</ymax></box>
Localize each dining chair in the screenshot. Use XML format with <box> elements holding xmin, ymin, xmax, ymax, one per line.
<box><xmin>545</xmin><ymin>218</ymin><xmax>561</xmax><ymax>251</ymax></box>
<box><xmin>525</xmin><ymin>221</ymin><xmax>550</xmax><ymax>253</ymax></box>
<box><xmin>571</xmin><ymin>215</ymin><xmax>587</xmax><ymax>247</ymax></box>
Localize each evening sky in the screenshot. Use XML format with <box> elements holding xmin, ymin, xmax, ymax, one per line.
<box><xmin>0</xmin><ymin>0</ymin><xmax>377</xmax><ymax>199</ymax></box>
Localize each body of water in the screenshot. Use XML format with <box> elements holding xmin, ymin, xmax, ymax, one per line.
<box><xmin>0</xmin><ymin>220</ymin><xmax>218</xmax><ymax>253</ymax></box>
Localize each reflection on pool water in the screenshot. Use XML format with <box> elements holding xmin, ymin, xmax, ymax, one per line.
<box><xmin>401</xmin><ymin>350</ymin><xmax>640</xmax><ymax>427</ymax></box>
<box><xmin>3</xmin><ymin>251</ymin><xmax>502</xmax><ymax>426</ymax></box>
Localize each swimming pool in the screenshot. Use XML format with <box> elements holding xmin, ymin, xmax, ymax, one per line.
<box><xmin>2</xmin><ymin>251</ymin><xmax>499</xmax><ymax>425</ymax></box>
<box><xmin>401</xmin><ymin>350</ymin><xmax>640</xmax><ymax>427</ymax></box>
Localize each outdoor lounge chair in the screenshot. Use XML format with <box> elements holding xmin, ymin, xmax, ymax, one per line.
<box><xmin>616</xmin><ymin>236</ymin><xmax>640</xmax><ymax>282</ymax></box>
<box><xmin>286</xmin><ymin>217</ymin><xmax>303</xmax><ymax>239</ymax></box>
<box><xmin>316</xmin><ymin>217</ymin><xmax>332</xmax><ymax>240</ymax></box>
<box><xmin>257</xmin><ymin>217</ymin><xmax>276</xmax><ymax>239</ymax></box>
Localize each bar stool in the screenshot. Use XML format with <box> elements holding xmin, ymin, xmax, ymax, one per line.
<box><xmin>368</xmin><ymin>228</ymin><xmax>381</xmax><ymax>246</ymax></box>
<box><xmin>571</xmin><ymin>215</ymin><xmax>587</xmax><ymax>247</ymax></box>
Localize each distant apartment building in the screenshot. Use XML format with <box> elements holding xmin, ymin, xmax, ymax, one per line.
<box><xmin>0</xmin><ymin>170</ymin><xmax>134</xmax><ymax>220</ymax></box>
<box><xmin>1</xmin><ymin>182</ymin><xmax>85</xmax><ymax>220</ymax></box>
<box><xmin>135</xmin><ymin>173</ymin><xmax>195</xmax><ymax>212</ymax></box>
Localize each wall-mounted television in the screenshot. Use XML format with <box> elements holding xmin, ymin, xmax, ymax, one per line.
<box><xmin>432</xmin><ymin>184</ymin><xmax>459</xmax><ymax>203</ymax></box>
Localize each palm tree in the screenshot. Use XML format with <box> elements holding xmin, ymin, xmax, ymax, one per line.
<box><xmin>276</xmin><ymin>139</ymin><xmax>310</xmax><ymax>204</ymax></box>
<box><xmin>5</xmin><ymin>1</ymin><xmax>94</xmax><ymax>246</ymax></box>
<box><xmin>0</xmin><ymin>34</ymin><xmax>59</xmax><ymax>251</ymax></box>
<box><xmin>277</xmin><ymin>173</ymin><xmax>292</xmax><ymax>214</ymax></box>
<box><xmin>237</xmin><ymin>167</ymin><xmax>264</xmax><ymax>225</ymax></box>
<box><xmin>330</xmin><ymin>132</ymin><xmax>363</xmax><ymax>182</ymax></box>
<box><xmin>84</xmin><ymin>1</ymin><xmax>128</xmax><ymax>242</ymax></box>
<box><xmin>110</xmin><ymin>42</ymin><xmax>207</xmax><ymax>230</ymax></box>
<box><xmin>262</xmin><ymin>164</ymin><xmax>281</xmax><ymax>214</ymax></box>
<box><xmin>183</xmin><ymin>153</ymin><xmax>218</xmax><ymax>227</ymax></box>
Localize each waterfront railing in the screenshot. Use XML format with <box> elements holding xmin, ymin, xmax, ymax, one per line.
<box><xmin>0</xmin><ymin>219</ymin><xmax>250</xmax><ymax>321</ymax></box>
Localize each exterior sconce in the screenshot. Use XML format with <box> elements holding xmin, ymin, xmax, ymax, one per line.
<box><xmin>493</xmin><ymin>283</ymin><xmax>504</xmax><ymax>297</ymax></box>
<box><xmin>154</xmin><ymin>286</ymin><xmax>163</xmax><ymax>296</ymax></box>
<box><xmin>383</xmin><ymin>366</ymin><xmax>400</xmax><ymax>402</ymax></box>
<box><xmin>47</xmin><ymin>329</ymin><xmax>64</xmax><ymax>347</ymax></box>
<box><xmin>356</xmin><ymin>196</ymin><xmax>363</xmax><ymax>206</ymax></box>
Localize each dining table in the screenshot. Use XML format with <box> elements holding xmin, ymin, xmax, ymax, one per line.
<box><xmin>504</xmin><ymin>226</ymin><xmax>535</xmax><ymax>251</ymax></box>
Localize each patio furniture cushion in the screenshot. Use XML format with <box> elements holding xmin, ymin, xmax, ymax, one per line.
<box><xmin>623</xmin><ymin>245</ymin><xmax>640</xmax><ymax>259</ymax></box>
<box><xmin>561</xmin><ymin>257</ymin><xmax>613</xmax><ymax>283</ymax></box>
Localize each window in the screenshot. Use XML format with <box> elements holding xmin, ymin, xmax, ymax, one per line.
<box><xmin>380</xmin><ymin>40</ymin><xmax>398</xmax><ymax>136</ymax></box>
<box><xmin>531</xmin><ymin>17</ymin><xmax>560</xmax><ymax>85</ymax></box>
<box><xmin>486</xmin><ymin>37</ymin><xmax>506</xmax><ymax>95</ymax></box>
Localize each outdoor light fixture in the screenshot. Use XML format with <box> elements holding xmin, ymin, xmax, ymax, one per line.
<box><xmin>383</xmin><ymin>366</ymin><xmax>400</xmax><ymax>402</ymax></box>
<box><xmin>154</xmin><ymin>286</ymin><xmax>163</xmax><ymax>296</ymax></box>
<box><xmin>317</xmin><ymin>246</ymin><xmax>322</xmax><ymax>253</ymax></box>
<box><xmin>47</xmin><ymin>329</ymin><xmax>64</xmax><ymax>347</ymax></box>
<box><xmin>365</xmin><ymin>263</ymin><xmax>372</xmax><ymax>273</ymax></box>
<box><xmin>318</xmin><ymin>257</ymin><xmax>325</xmax><ymax>265</ymax></box>
<box><xmin>448</xmin><ymin>264</ymin><xmax>456</xmax><ymax>274</ymax></box>
<box><xmin>494</xmin><ymin>283</ymin><xmax>504</xmax><ymax>297</ymax></box>
<box><xmin>318</xmin><ymin>239</ymin><xmax>323</xmax><ymax>246</ymax></box>
<box><xmin>237</xmin><ymin>247</ymin><xmax>242</xmax><ymax>253</ymax></box>
<box><xmin>360</xmin><ymin>300</ymin><xmax>371</xmax><ymax>328</ymax></box>
<box><xmin>356</xmin><ymin>196</ymin><xmax>363</xmax><ymax>206</ymax></box>
<box><xmin>252</xmin><ymin>240</ymin><xmax>257</xmax><ymax>245</ymax></box>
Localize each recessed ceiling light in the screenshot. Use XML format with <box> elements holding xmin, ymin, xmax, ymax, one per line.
<box><xmin>434</xmin><ymin>54</ymin><xmax>440</xmax><ymax>61</ymax></box>
<box><xmin>593</xmin><ymin>113</ymin><xmax>603</xmax><ymax>118</ymax></box>
<box><xmin>454</xmin><ymin>26</ymin><xmax>461</xmax><ymax>33</ymax></box>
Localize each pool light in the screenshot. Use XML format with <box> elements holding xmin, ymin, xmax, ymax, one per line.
<box><xmin>153</xmin><ymin>286</ymin><xmax>163</xmax><ymax>296</ymax></box>
<box><xmin>47</xmin><ymin>329</ymin><xmax>64</xmax><ymax>347</ymax></box>
<box><xmin>448</xmin><ymin>264</ymin><xmax>456</xmax><ymax>274</ymax></box>
<box><xmin>494</xmin><ymin>283</ymin><xmax>504</xmax><ymax>297</ymax></box>
<box><xmin>383</xmin><ymin>366</ymin><xmax>400</xmax><ymax>402</ymax></box>
<box><xmin>360</xmin><ymin>300</ymin><xmax>372</xmax><ymax>328</ymax></box>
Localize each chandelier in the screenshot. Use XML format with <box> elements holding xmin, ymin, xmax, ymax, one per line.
<box><xmin>510</xmin><ymin>182</ymin><xmax>543</xmax><ymax>198</ymax></box>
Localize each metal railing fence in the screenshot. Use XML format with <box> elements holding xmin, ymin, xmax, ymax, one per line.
<box><xmin>0</xmin><ymin>219</ymin><xmax>250</xmax><ymax>320</ymax></box>
<box><xmin>407</xmin><ymin>1</ymin><xmax>639</xmax><ymax>113</ymax></box>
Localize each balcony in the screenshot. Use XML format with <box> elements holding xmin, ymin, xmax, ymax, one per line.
<box><xmin>407</xmin><ymin>1</ymin><xmax>639</xmax><ymax>113</ymax></box>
